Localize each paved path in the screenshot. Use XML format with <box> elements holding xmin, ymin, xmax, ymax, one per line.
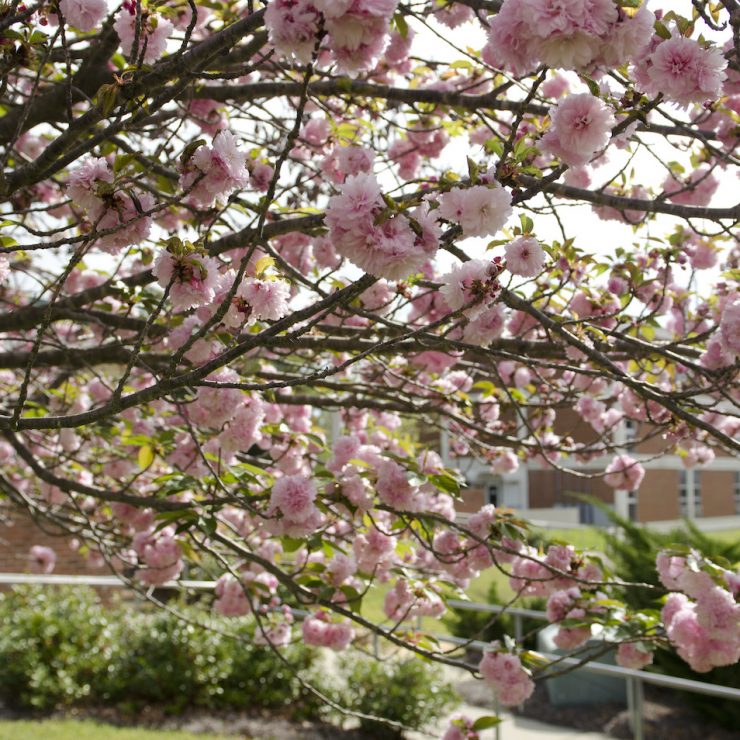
<box><xmin>409</xmin><ymin>701</ymin><xmax>611</xmax><ymax>739</ymax></box>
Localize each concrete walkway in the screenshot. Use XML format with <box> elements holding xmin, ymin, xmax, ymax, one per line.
<box><xmin>408</xmin><ymin>701</ymin><xmax>610</xmax><ymax>739</ymax></box>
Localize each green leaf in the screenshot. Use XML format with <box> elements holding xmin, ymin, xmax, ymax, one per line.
<box><xmin>393</xmin><ymin>11</ymin><xmax>409</xmax><ymax>38</ymax></box>
<box><xmin>137</xmin><ymin>445</ymin><xmax>155</xmax><ymax>469</ymax></box>
<box><xmin>472</xmin><ymin>716</ymin><xmax>502</xmax><ymax>731</ymax></box>
<box><xmin>654</xmin><ymin>20</ymin><xmax>671</xmax><ymax>39</ymax></box>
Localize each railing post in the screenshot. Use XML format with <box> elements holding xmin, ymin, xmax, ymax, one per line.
<box><xmin>627</xmin><ymin>676</ymin><xmax>644</xmax><ymax>740</ymax></box>
<box><xmin>494</xmin><ymin>693</ymin><xmax>501</xmax><ymax>740</ymax></box>
<box><xmin>514</xmin><ymin>613</ymin><xmax>523</xmax><ymax>643</ymax></box>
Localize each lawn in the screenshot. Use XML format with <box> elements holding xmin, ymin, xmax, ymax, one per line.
<box><xmin>0</xmin><ymin>720</ymin><xmax>232</xmax><ymax>740</ymax></box>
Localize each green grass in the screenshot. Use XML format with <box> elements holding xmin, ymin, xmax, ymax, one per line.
<box><xmin>704</xmin><ymin>527</ymin><xmax>740</xmax><ymax>544</ymax></box>
<box><xmin>0</xmin><ymin>720</ymin><xmax>232</xmax><ymax>740</ymax></box>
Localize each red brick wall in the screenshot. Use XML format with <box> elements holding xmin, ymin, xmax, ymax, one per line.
<box><xmin>0</xmin><ymin>507</ymin><xmax>103</xmax><ymax>576</ymax></box>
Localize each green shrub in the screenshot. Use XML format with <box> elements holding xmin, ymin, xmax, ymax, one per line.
<box><xmin>0</xmin><ymin>587</ymin><xmax>323</xmax><ymax>718</ymax></box>
<box><xmin>0</xmin><ymin>586</ymin><xmax>114</xmax><ymax>710</ymax></box>
<box><xmin>101</xmin><ymin>609</ymin><xmax>230</xmax><ymax>714</ymax></box>
<box><xmin>602</xmin><ymin>513</ymin><xmax>740</xmax><ymax>729</ymax></box>
<box><xmin>217</xmin><ymin>626</ymin><xmax>324</xmax><ymax>719</ymax></box>
<box><xmin>339</xmin><ymin>656</ymin><xmax>458</xmax><ymax>738</ymax></box>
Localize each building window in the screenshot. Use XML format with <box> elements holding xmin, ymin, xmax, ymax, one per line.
<box><xmin>679</xmin><ymin>470</ymin><xmax>703</xmax><ymax>518</ymax></box>
<box><xmin>486</xmin><ymin>482</ymin><xmax>500</xmax><ymax>507</ymax></box>
<box><xmin>735</xmin><ymin>472</ymin><xmax>740</xmax><ymax>515</ymax></box>
<box><xmin>627</xmin><ymin>491</ymin><xmax>638</xmax><ymax>522</ymax></box>
<box><xmin>624</xmin><ymin>419</ymin><xmax>637</xmax><ymax>451</ymax></box>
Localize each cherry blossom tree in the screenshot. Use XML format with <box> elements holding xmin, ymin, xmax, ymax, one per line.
<box><xmin>1</xmin><ymin>0</ymin><xmax>739</xmax><ymax>723</ymax></box>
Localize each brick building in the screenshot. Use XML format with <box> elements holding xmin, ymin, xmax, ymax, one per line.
<box><xmin>446</xmin><ymin>410</ymin><xmax>740</xmax><ymax>525</ymax></box>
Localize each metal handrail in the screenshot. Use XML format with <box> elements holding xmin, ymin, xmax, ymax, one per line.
<box><xmin>2</xmin><ymin>572</ymin><xmax>738</xmax><ymax>739</ymax></box>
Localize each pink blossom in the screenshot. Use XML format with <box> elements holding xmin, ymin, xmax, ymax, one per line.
<box><xmin>59</xmin><ymin>0</ymin><xmax>108</xmax><ymax>33</ymax></box>
<box><xmin>182</xmin><ymin>131</ymin><xmax>248</xmax><ymax>207</ymax></box>
<box><xmin>389</xmin><ymin>138</ymin><xmax>421</xmax><ymax>179</ymax></box>
<box><xmin>437</xmin><ymin>185</ymin><xmax>512</xmax><ymax>238</ymax></box>
<box><xmin>663</xmin><ymin>167</ymin><xmax>719</xmax><ymax>207</ymax></box>
<box><xmin>639</xmin><ymin>36</ymin><xmax>727</xmax><ymax>108</ymax></box>
<box><xmin>554</xmin><ymin>626</ymin><xmax>591</xmax><ymax>649</ymax></box>
<box><xmin>189</xmin><ymin>370</ymin><xmax>243</xmax><ymax>429</ymax></box>
<box><xmin>463</xmin><ymin>304</ymin><xmax>506</xmax><ymax>346</ymax></box>
<box><xmin>187</xmin><ymin>99</ymin><xmax>226</xmax><ymax>137</ymax></box>
<box><xmin>440</xmin><ymin>259</ymin><xmax>500</xmax><ymax>317</ymax></box>
<box><xmin>271</xmin><ymin>475</ymin><xmax>318</xmax><ymax>522</ymax></box>
<box><xmin>224</xmin><ymin>277</ymin><xmax>291</xmax><ymax>328</ymax></box>
<box><xmin>214</xmin><ymin>573</ymin><xmax>250</xmax><ymax>617</ymax></box>
<box><xmin>317</xmin><ymin>0</ymin><xmax>399</xmax><ymax>73</ymax></box>
<box><xmin>301</xmin><ymin>612</ymin><xmax>355</xmax><ymax>651</ymax></box>
<box><xmin>95</xmin><ymin>191</ymin><xmax>154</xmax><ymax>252</ymax></box>
<box><xmin>541</xmin><ymin>93</ymin><xmax>615</xmax><ymax>167</ymax></box>
<box><xmin>133</xmin><ymin>527</ymin><xmax>183</xmax><ymax>585</ymax></box>
<box><xmin>505</xmin><ymin>236</ymin><xmax>546</xmax><ymax>277</ymax></box>
<box><xmin>479</xmin><ymin>649</ymin><xmax>535</xmax><ymax>706</ymax></box>
<box><xmin>336</xmin><ymin>145</ymin><xmax>374</xmax><ymax>176</ymax></box>
<box><xmin>604</xmin><ymin>454</ymin><xmax>645</xmax><ymax>491</ymax></box>
<box><xmin>325</xmin><ymin>173</ymin><xmax>437</xmax><ymax>279</ymax></box>
<box><xmin>616</xmin><ymin>643</ymin><xmax>654</xmax><ymax>670</ymax></box>
<box><xmin>29</xmin><ymin>545</ymin><xmax>56</xmax><ymax>574</ymax></box>
<box><xmin>442</xmin><ymin>713</ymin><xmax>480</xmax><ymax>740</ymax></box>
<box><xmin>264</xmin><ymin>0</ymin><xmax>321</xmax><ymax>63</ymax></box>
<box><xmin>114</xmin><ymin>6</ymin><xmax>173</xmax><ymax>64</ymax></box>
<box><xmin>152</xmin><ymin>250</ymin><xmax>221</xmax><ymax>312</ymax></box>
<box><xmin>541</xmin><ymin>74</ymin><xmax>569</xmax><ymax>98</ymax></box>
<box><xmin>375</xmin><ymin>458</ymin><xmax>417</xmax><ymax>509</ymax></box>
<box><xmin>66</xmin><ymin>157</ymin><xmax>113</xmax><ymax>216</ymax></box>
<box><xmin>219</xmin><ymin>400</ymin><xmax>265</xmax><ymax>454</ymax></box>
<box><xmin>719</xmin><ymin>299</ymin><xmax>740</xmax><ymax>356</ymax></box>
<box><xmin>328</xmin><ymin>435</ymin><xmax>361</xmax><ymax>472</ymax></box>
<box><xmin>249</xmin><ymin>162</ymin><xmax>274</xmax><ymax>192</ymax></box>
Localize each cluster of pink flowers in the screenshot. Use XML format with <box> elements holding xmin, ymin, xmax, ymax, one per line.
<box><xmin>616</xmin><ymin>642</ymin><xmax>654</xmax><ymax>670</ymax></box>
<box><xmin>483</xmin><ymin>0</ymin><xmax>654</xmax><ymax>74</ymax></box>
<box><xmin>383</xmin><ymin>578</ymin><xmax>445</xmax><ymax>620</ymax></box>
<box><xmin>180</xmin><ymin>131</ymin><xmax>248</xmax><ymax>207</ymax></box>
<box><xmin>663</xmin><ymin>167</ymin><xmax>719</xmax><ymax>207</ymax></box>
<box><xmin>634</xmin><ymin>35</ymin><xmax>728</xmax><ymax>108</ymax></box>
<box><xmin>214</xmin><ymin>573</ymin><xmax>250</xmax><ymax>617</ymax></box>
<box><xmin>223</xmin><ymin>277</ymin><xmax>291</xmax><ymax>328</ymax></box>
<box><xmin>133</xmin><ymin>526</ymin><xmax>183</xmax><ymax>585</ymax></box>
<box><xmin>265</xmin><ymin>0</ymin><xmax>398</xmax><ymax>72</ymax></box>
<box><xmin>314</xmin><ymin>0</ymin><xmax>399</xmax><ymax>73</ymax></box>
<box><xmin>114</xmin><ymin>2</ymin><xmax>173</xmax><ymax>64</ymax></box>
<box><xmin>152</xmin><ymin>249</ymin><xmax>221</xmax><ymax>312</ymax></box>
<box><xmin>59</xmin><ymin>0</ymin><xmax>108</xmax><ymax>33</ymax></box>
<box><xmin>324</xmin><ymin>173</ymin><xmax>440</xmax><ymax>279</ymax></box>
<box><xmin>657</xmin><ymin>551</ymin><xmax>740</xmax><ymax>672</ymax></box>
<box><xmin>604</xmin><ymin>454</ymin><xmax>646</xmax><ymax>491</ymax></box>
<box><xmin>437</xmin><ymin>184</ymin><xmax>512</xmax><ymax>239</ymax></box>
<box><xmin>29</xmin><ymin>545</ymin><xmax>56</xmax><ymax>574</ymax></box>
<box><xmin>301</xmin><ymin>611</ymin><xmax>355</xmax><ymax>650</ymax></box>
<box><xmin>541</xmin><ymin>93</ymin><xmax>615</xmax><ymax>167</ymax></box>
<box><xmin>479</xmin><ymin>647</ymin><xmax>535</xmax><ymax>706</ymax></box>
<box><xmin>440</xmin><ymin>259</ymin><xmax>501</xmax><ymax>317</ymax></box>
<box><xmin>66</xmin><ymin>157</ymin><xmax>153</xmax><ymax>251</ymax></box>
<box><xmin>269</xmin><ymin>474</ymin><xmax>323</xmax><ymax>535</ymax></box>
<box><xmin>546</xmin><ymin>587</ymin><xmax>593</xmax><ymax>649</ymax></box>
<box><xmin>441</xmin><ymin>713</ymin><xmax>480</xmax><ymax>740</ymax></box>
<box><xmin>189</xmin><ymin>369</ymin><xmax>244</xmax><ymax>429</ymax></box>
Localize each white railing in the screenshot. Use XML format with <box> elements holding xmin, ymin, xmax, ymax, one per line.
<box><xmin>1</xmin><ymin>573</ymin><xmax>738</xmax><ymax>740</ymax></box>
